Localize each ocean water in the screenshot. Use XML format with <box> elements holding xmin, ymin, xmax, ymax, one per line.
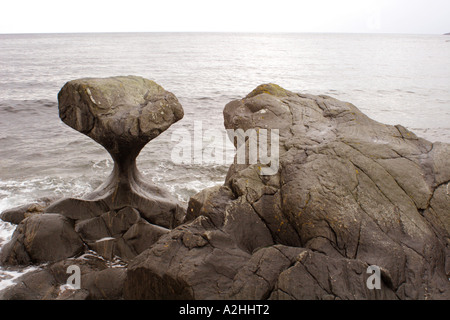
<box><xmin>0</xmin><ymin>32</ymin><xmax>449</xmax><ymax>290</ymax></box>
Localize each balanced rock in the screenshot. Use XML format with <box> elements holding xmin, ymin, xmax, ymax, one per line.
<box><xmin>125</xmin><ymin>84</ymin><xmax>450</xmax><ymax>300</ymax></box>
<box><xmin>52</xmin><ymin>75</ymin><xmax>185</xmax><ymax>227</ymax></box>
<box><xmin>0</xmin><ymin>76</ymin><xmax>185</xmax><ymax>266</ymax></box>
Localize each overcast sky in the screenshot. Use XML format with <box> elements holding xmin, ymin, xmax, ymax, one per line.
<box><xmin>0</xmin><ymin>0</ymin><xmax>449</xmax><ymax>34</ymax></box>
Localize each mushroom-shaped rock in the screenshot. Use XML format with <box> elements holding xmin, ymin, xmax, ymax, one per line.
<box><xmin>58</xmin><ymin>75</ymin><xmax>183</xmax><ymax>162</ymax></box>
<box><xmin>38</xmin><ymin>76</ymin><xmax>185</xmax><ymax>261</ymax></box>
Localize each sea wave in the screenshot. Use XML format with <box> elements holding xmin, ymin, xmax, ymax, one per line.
<box><xmin>0</xmin><ymin>99</ymin><xmax>57</xmax><ymax>114</ymax></box>
<box><xmin>0</xmin><ymin>176</ymin><xmax>95</xmax><ymax>213</ymax></box>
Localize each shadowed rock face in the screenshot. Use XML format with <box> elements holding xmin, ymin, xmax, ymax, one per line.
<box><xmin>0</xmin><ymin>76</ymin><xmax>185</xmax><ymax>266</ymax></box>
<box><xmin>125</xmin><ymin>84</ymin><xmax>450</xmax><ymax>300</ymax></box>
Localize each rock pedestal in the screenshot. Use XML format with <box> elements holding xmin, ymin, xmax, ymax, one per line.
<box><xmin>52</xmin><ymin>75</ymin><xmax>185</xmax><ymax>228</ymax></box>
<box><xmin>1</xmin><ymin>76</ymin><xmax>185</xmax><ymax>266</ymax></box>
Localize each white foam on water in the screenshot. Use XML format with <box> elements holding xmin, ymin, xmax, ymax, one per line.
<box><xmin>0</xmin><ymin>266</ymin><xmax>41</xmax><ymax>292</ymax></box>
<box><xmin>0</xmin><ymin>198</ymin><xmax>39</xmax><ymax>293</ymax></box>
<box><xmin>0</xmin><ymin>176</ymin><xmax>94</xmax><ymax>206</ymax></box>
<box><xmin>0</xmin><ymin>176</ymin><xmax>95</xmax><ymax>294</ymax></box>
<box><xmin>0</xmin><ymin>220</ymin><xmax>16</xmax><ymax>248</ymax></box>
<box><xmin>0</xmin><ymin>188</ymin><xmax>31</xmax><ymax>252</ymax></box>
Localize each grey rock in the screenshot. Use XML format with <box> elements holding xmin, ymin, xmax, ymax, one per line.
<box><xmin>82</xmin><ymin>267</ymin><xmax>126</xmax><ymax>300</ymax></box>
<box><xmin>75</xmin><ymin>215</ymin><xmax>111</xmax><ymax>242</ymax></box>
<box><xmin>89</xmin><ymin>238</ymin><xmax>116</xmax><ymax>261</ymax></box>
<box><xmin>56</xmin><ymin>289</ymin><xmax>90</xmax><ymax>300</ymax></box>
<box><xmin>0</xmin><ymin>197</ymin><xmax>55</xmax><ymax>224</ymax></box>
<box><xmin>0</xmin><ymin>76</ymin><xmax>186</xmax><ymax>267</ymax></box>
<box><xmin>58</xmin><ymin>75</ymin><xmax>184</xmax><ymax>155</ymax></box>
<box><xmin>0</xmin><ymin>252</ymin><xmax>126</xmax><ymax>300</ymax></box>
<box><xmin>49</xmin><ymin>75</ymin><xmax>185</xmax><ymax>229</ymax></box>
<box><xmin>125</xmin><ymin>84</ymin><xmax>450</xmax><ymax>300</ymax></box>
<box><xmin>2</xmin><ymin>82</ymin><xmax>449</xmax><ymax>300</ymax></box>
<box><xmin>0</xmin><ymin>269</ymin><xmax>58</xmax><ymax>300</ymax></box>
<box><xmin>102</xmin><ymin>207</ymin><xmax>141</xmax><ymax>236</ymax></box>
<box><xmin>122</xmin><ymin>219</ymin><xmax>169</xmax><ymax>255</ymax></box>
<box><xmin>0</xmin><ymin>214</ymin><xmax>84</xmax><ymax>265</ymax></box>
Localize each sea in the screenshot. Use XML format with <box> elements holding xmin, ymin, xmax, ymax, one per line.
<box><xmin>0</xmin><ymin>32</ymin><xmax>449</xmax><ymax>290</ymax></box>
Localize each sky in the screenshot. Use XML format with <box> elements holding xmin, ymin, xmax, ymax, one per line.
<box><xmin>0</xmin><ymin>0</ymin><xmax>448</xmax><ymax>34</ymax></box>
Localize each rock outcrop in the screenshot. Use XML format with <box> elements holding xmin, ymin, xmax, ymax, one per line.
<box><xmin>0</xmin><ymin>251</ymin><xmax>126</xmax><ymax>300</ymax></box>
<box><xmin>1</xmin><ymin>76</ymin><xmax>185</xmax><ymax>267</ymax></box>
<box><xmin>0</xmin><ymin>197</ymin><xmax>55</xmax><ymax>225</ymax></box>
<box><xmin>125</xmin><ymin>84</ymin><xmax>449</xmax><ymax>300</ymax></box>
<box><xmin>52</xmin><ymin>75</ymin><xmax>185</xmax><ymax>229</ymax></box>
<box><xmin>1</xmin><ymin>82</ymin><xmax>449</xmax><ymax>300</ymax></box>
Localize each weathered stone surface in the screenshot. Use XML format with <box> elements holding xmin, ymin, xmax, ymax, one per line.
<box><xmin>102</xmin><ymin>207</ymin><xmax>141</xmax><ymax>236</ymax></box>
<box><xmin>122</xmin><ymin>219</ymin><xmax>169</xmax><ymax>255</ymax></box>
<box><xmin>58</xmin><ymin>75</ymin><xmax>184</xmax><ymax>156</ymax></box>
<box><xmin>0</xmin><ymin>214</ymin><xmax>84</xmax><ymax>265</ymax></box>
<box><xmin>82</xmin><ymin>267</ymin><xmax>126</xmax><ymax>300</ymax></box>
<box><xmin>0</xmin><ymin>269</ymin><xmax>58</xmax><ymax>300</ymax></box>
<box><xmin>125</xmin><ymin>84</ymin><xmax>450</xmax><ymax>300</ymax></box>
<box><xmin>48</xmin><ymin>75</ymin><xmax>185</xmax><ymax>229</ymax></box>
<box><xmin>0</xmin><ymin>76</ymin><xmax>185</xmax><ymax>268</ymax></box>
<box><xmin>0</xmin><ymin>252</ymin><xmax>126</xmax><ymax>300</ymax></box>
<box><xmin>267</xmin><ymin>247</ymin><xmax>398</xmax><ymax>300</ymax></box>
<box><xmin>0</xmin><ymin>197</ymin><xmax>55</xmax><ymax>224</ymax></box>
<box><xmin>2</xmin><ymin>82</ymin><xmax>449</xmax><ymax>300</ymax></box>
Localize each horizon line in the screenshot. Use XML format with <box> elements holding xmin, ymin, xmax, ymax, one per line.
<box><xmin>0</xmin><ymin>30</ymin><xmax>448</xmax><ymax>36</ymax></box>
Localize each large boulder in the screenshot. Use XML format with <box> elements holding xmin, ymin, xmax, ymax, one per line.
<box><xmin>0</xmin><ymin>252</ymin><xmax>126</xmax><ymax>300</ymax></box>
<box><xmin>125</xmin><ymin>84</ymin><xmax>450</xmax><ymax>300</ymax></box>
<box><xmin>58</xmin><ymin>75</ymin><xmax>184</xmax><ymax>158</ymax></box>
<box><xmin>0</xmin><ymin>197</ymin><xmax>55</xmax><ymax>224</ymax></box>
<box><xmin>0</xmin><ymin>214</ymin><xmax>84</xmax><ymax>265</ymax></box>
